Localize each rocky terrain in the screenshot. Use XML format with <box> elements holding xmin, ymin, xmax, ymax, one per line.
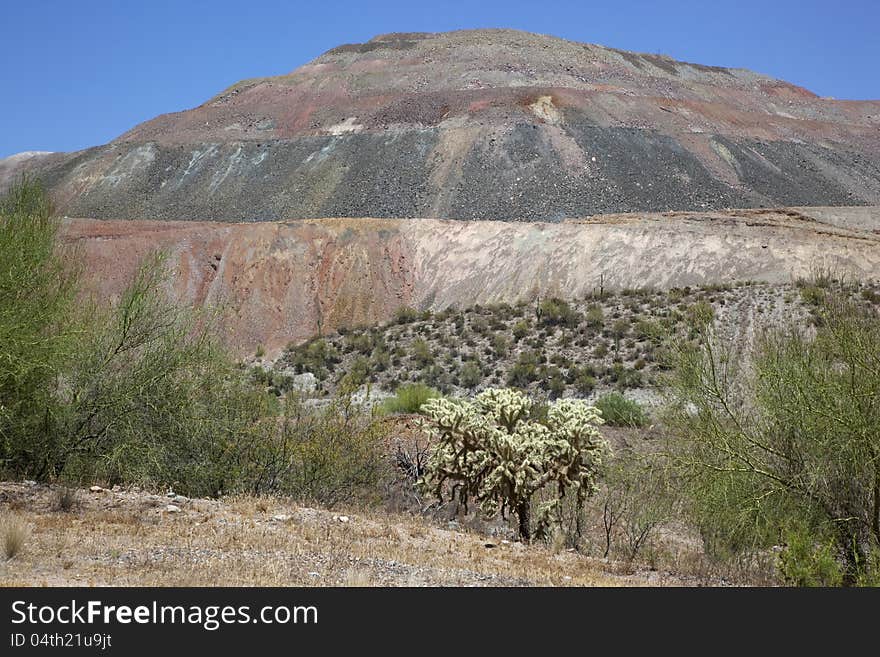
<box><xmin>0</xmin><ymin>481</ymin><xmax>702</xmax><ymax>587</ymax></box>
<box><xmin>62</xmin><ymin>206</ymin><xmax>880</xmax><ymax>355</ymax></box>
<box><xmin>3</xmin><ymin>29</ymin><xmax>880</xmax><ymax>221</ymax></box>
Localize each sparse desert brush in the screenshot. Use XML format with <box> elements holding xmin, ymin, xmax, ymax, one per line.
<box><xmin>2</xmin><ymin>515</ymin><xmax>28</xmax><ymax>560</ymax></box>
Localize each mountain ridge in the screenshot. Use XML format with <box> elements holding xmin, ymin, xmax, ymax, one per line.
<box><xmin>3</xmin><ymin>29</ymin><xmax>880</xmax><ymax>221</ymax></box>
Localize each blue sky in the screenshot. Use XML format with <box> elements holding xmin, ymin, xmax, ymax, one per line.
<box><xmin>2</xmin><ymin>0</ymin><xmax>878</xmax><ymax>158</ymax></box>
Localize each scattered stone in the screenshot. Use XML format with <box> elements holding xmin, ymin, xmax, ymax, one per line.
<box><xmin>89</xmin><ymin>485</ymin><xmax>105</xmax><ymax>493</ymax></box>
<box><xmin>334</xmin><ymin>515</ymin><xmax>350</xmax><ymax>523</ymax></box>
<box><xmin>111</xmin><ymin>485</ymin><xmax>122</xmax><ymax>492</ymax></box>
<box><xmin>271</xmin><ymin>514</ymin><xmax>292</xmax><ymax>522</ymax></box>
<box><xmin>165</xmin><ymin>504</ymin><xmax>181</xmax><ymax>513</ymax></box>
<box><xmin>23</xmin><ymin>480</ymin><xmax>37</xmax><ymax>486</ymax></box>
<box><xmin>172</xmin><ymin>495</ymin><xmax>189</xmax><ymax>504</ymax></box>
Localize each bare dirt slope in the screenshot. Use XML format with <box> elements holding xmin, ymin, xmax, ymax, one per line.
<box><xmin>4</xmin><ymin>29</ymin><xmax>880</xmax><ymax>221</ymax></box>
<box><xmin>62</xmin><ymin>206</ymin><xmax>880</xmax><ymax>355</ymax></box>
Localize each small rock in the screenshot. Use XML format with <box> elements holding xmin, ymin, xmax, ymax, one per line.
<box><xmin>334</xmin><ymin>515</ymin><xmax>350</xmax><ymax>523</ymax></box>
<box><xmin>172</xmin><ymin>495</ymin><xmax>189</xmax><ymax>504</ymax></box>
<box><xmin>307</xmin><ymin>571</ymin><xmax>320</xmax><ymax>577</ymax></box>
<box><xmin>271</xmin><ymin>514</ymin><xmax>292</xmax><ymax>522</ymax></box>
<box><xmin>165</xmin><ymin>504</ymin><xmax>181</xmax><ymax>513</ymax></box>
<box><xmin>165</xmin><ymin>490</ymin><xmax>176</xmax><ymax>498</ymax></box>
<box><xmin>89</xmin><ymin>485</ymin><xmax>105</xmax><ymax>493</ymax></box>
<box><xmin>23</xmin><ymin>480</ymin><xmax>37</xmax><ymax>486</ymax></box>
<box><xmin>111</xmin><ymin>485</ymin><xmax>122</xmax><ymax>492</ymax></box>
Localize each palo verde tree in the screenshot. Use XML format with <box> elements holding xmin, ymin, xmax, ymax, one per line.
<box><xmin>0</xmin><ymin>178</ymin><xmax>80</xmax><ymax>468</ymax></box>
<box><xmin>419</xmin><ymin>388</ymin><xmax>608</xmax><ymax>540</ymax></box>
<box><xmin>667</xmin><ymin>288</ymin><xmax>880</xmax><ymax>585</ymax></box>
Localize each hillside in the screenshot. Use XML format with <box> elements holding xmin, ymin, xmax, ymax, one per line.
<box><xmin>4</xmin><ymin>29</ymin><xmax>880</xmax><ymax>221</ymax></box>
<box><xmin>61</xmin><ymin>206</ymin><xmax>880</xmax><ymax>355</ymax></box>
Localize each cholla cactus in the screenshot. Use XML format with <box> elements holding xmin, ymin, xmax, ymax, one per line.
<box><xmin>419</xmin><ymin>388</ymin><xmax>608</xmax><ymax>540</ymax></box>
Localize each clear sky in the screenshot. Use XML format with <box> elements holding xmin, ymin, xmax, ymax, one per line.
<box><xmin>2</xmin><ymin>0</ymin><xmax>878</xmax><ymax>158</ymax></box>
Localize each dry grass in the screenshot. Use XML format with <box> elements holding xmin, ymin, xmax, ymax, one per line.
<box><xmin>0</xmin><ymin>482</ymin><xmax>694</xmax><ymax>587</ymax></box>
<box><xmin>1</xmin><ymin>513</ymin><xmax>28</xmax><ymax>560</ymax></box>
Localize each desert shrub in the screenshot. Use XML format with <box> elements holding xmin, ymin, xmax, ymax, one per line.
<box><xmin>244</xmin><ymin>390</ymin><xmax>386</xmax><ymax>507</ymax></box>
<box><xmin>459</xmin><ymin>360</ymin><xmax>483</xmax><ymax>389</ymax></box>
<box><xmin>545</xmin><ymin>370</ymin><xmax>566</xmax><ymax>400</ymax></box>
<box><xmin>345</xmin><ymin>332</ymin><xmax>375</xmax><ymax>355</ymax></box>
<box><xmin>289</xmin><ymin>338</ymin><xmax>340</xmax><ymax>380</ymax></box>
<box><xmin>340</xmin><ymin>356</ymin><xmax>371</xmax><ymax>387</ymax></box>
<box><xmin>539</xmin><ymin>298</ymin><xmax>580</xmax><ymax>327</ymax></box>
<box><xmin>686</xmin><ymin>300</ymin><xmax>715</xmax><ymax>327</ymax></box>
<box><xmin>507</xmin><ymin>350</ymin><xmax>541</xmax><ymax>388</ymax></box>
<box><xmin>393</xmin><ymin>306</ymin><xmax>420</xmax><ymax>324</ymax></box>
<box><xmin>512</xmin><ymin>320</ymin><xmax>530</xmax><ymax>341</ymax></box>
<box><xmin>611</xmin><ymin>318</ymin><xmax>630</xmax><ymax>344</ymax></box>
<box><xmin>598</xmin><ymin>450</ymin><xmax>677</xmax><ymax>560</ymax></box>
<box><xmin>491</xmin><ymin>334</ymin><xmax>509</xmax><ymax>357</ymax></box>
<box><xmin>584</xmin><ymin>304</ymin><xmax>604</xmax><ymax>329</ymax></box>
<box><xmin>422</xmin><ymin>364</ymin><xmax>451</xmax><ymax>392</ymax></box>
<box><xmin>667</xmin><ymin>294</ymin><xmax>880</xmax><ymax>585</ymax></box>
<box><xmin>594</xmin><ymin>392</ymin><xmax>649</xmax><ymax>427</ymax></box>
<box><xmin>410</xmin><ymin>338</ymin><xmax>433</xmax><ymax>367</ymax></box>
<box><xmin>778</xmin><ymin>525</ymin><xmax>844</xmax><ymax>587</ymax></box>
<box><xmin>370</xmin><ymin>346</ymin><xmax>390</xmax><ymax>372</ymax></box>
<box><xmin>573</xmin><ymin>371</ymin><xmax>597</xmax><ymax>396</ymax></box>
<box><xmin>420</xmin><ymin>388</ymin><xmax>609</xmax><ymax>540</ymax></box>
<box><xmin>860</xmin><ymin>288</ymin><xmax>880</xmax><ymax>305</ymax></box>
<box><xmin>470</xmin><ymin>317</ymin><xmax>489</xmax><ymax>334</ymax></box>
<box><xmin>799</xmin><ymin>285</ymin><xmax>825</xmax><ymax>307</ymax></box>
<box><xmin>380</xmin><ymin>383</ymin><xmax>441</xmax><ymax>415</ymax></box>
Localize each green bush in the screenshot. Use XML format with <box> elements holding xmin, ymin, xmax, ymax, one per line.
<box><xmin>668</xmin><ymin>294</ymin><xmax>880</xmax><ymax>584</ymax></box>
<box><xmin>512</xmin><ymin>320</ymin><xmax>530</xmax><ymax>341</ymax></box>
<box><xmin>410</xmin><ymin>338</ymin><xmax>433</xmax><ymax>367</ymax></box>
<box><xmin>380</xmin><ymin>383</ymin><xmax>441</xmax><ymax>415</ymax></box>
<box><xmin>594</xmin><ymin>392</ymin><xmax>649</xmax><ymax>427</ymax></box>
<box><xmin>393</xmin><ymin>306</ymin><xmax>420</xmax><ymax>324</ymax></box>
<box><xmin>245</xmin><ymin>391</ymin><xmax>386</xmax><ymax>507</ymax></box>
<box><xmin>507</xmin><ymin>350</ymin><xmax>541</xmax><ymax>388</ymax></box>
<box><xmin>539</xmin><ymin>298</ymin><xmax>580</xmax><ymax>327</ymax></box>
<box><xmin>459</xmin><ymin>360</ymin><xmax>482</xmax><ymax>389</ymax></box>
<box><xmin>584</xmin><ymin>304</ymin><xmax>604</xmax><ymax>329</ymax></box>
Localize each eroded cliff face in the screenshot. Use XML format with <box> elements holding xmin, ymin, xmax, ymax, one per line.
<box><xmin>62</xmin><ymin>206</ymin><xmax>880</xmax><ymax>355</ymax></box>
<box><xmin>6</xmin><ymin>29</ymin><xmax>880</xmax><ymax>221</ymax></box>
